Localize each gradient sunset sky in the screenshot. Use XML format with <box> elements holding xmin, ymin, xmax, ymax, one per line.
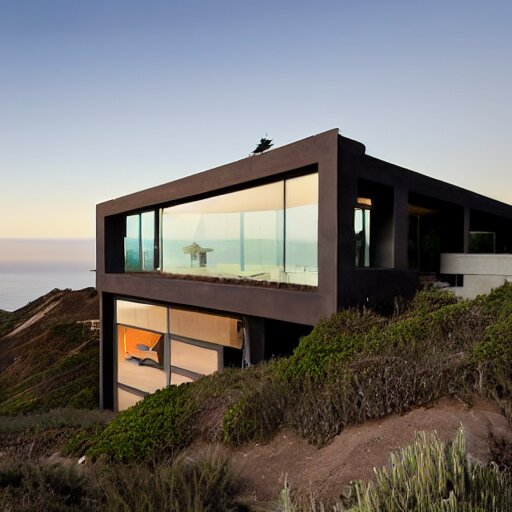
<box><xmin>1</xmin><ymin>0</ymin><xmax>511</xmax><ymax>240</ymax></box>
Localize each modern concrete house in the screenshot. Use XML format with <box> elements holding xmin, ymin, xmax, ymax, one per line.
<box><xmin>96</xmin><ymin>129</ymin><xmax>512</xmax><ymax>411</ymax></box>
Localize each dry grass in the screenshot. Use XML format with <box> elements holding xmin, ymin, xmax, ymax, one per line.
<box><xmin>279</xmin><ymin>429</ymin><xmax>512</xmax><ymax>511</ymax></box>
<box><xmin>0</xmin><ymin>451</ymin><xmax>246</xmax><ymax>512</ymax></box>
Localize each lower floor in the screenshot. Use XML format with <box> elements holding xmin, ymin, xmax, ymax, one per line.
<box><xmin>102</xmin><ymin>294</ymin><xmax>312</xmax><ymax>411</ymax></box>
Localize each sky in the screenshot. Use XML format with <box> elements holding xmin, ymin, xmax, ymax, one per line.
<box><xmin>0</xmin><ymin>0</ymin><xmax>511</xmax><ymax>241</ymax></box>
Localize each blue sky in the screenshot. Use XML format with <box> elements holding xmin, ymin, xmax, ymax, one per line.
<box><xmin>1</xmin><ymin>0</ymin><xmax>511</xmax><ymax>239</ymax></box>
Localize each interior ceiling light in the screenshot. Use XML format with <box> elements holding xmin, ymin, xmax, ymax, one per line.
<box><xmin>357</xmin><ymin>197</ymin><xmax>372</xmax><ymax>207</ymax></box>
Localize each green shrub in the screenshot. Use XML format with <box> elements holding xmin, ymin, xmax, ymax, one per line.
<box><xmin>222</xmin><ymin>377</ymin><xmax>285</xmax><ymax>446</ymax></box>
<box><xmin>405</xmin><ymin>286</ymin><xmax>459</xmax><ymax>316</ymax></box>
<box><xmin>475</xmin><ymin>281</ymin><xmax>512</xmax><ymax>319</ymax></box>
<box><xmin>89</xmin><ymin>384</ymin><xmax>198</xmax><ymax>462</ymax></box>
<box><xmin>98</xmin><ymin>454</ymin><xmax>245</xmax><ymax>512</ymax></box>
<box><xmin>279</xmin><ymin>309</ymin><xmax>385</xmax><ymax>381</ymax></box>
<box><xmin>222</xmin><ymin>290</ymin><xmax>485</xmax><ymax>447</ymax></box>
<box><xmin>347</xmin><ymin>429</ymin><xmax>512</xmax><ymax>512</ymax></box>
<box><xmin>0</xmin><ymin>459</ymin><xmax>102</xmax><ymax>511</ymax></box>
<box><xmin>279</xmin><ymin>429</ymin><xmax>512</xmax><ymax>511</ymax></box>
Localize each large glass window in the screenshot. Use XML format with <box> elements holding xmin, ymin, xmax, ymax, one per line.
<box><xmin>161</xmin><ymin>182</ymin><xmax>284</xmax><ymax>281</ymax></box>
<box><xmin>158</xmin><ymin>173</ymin><xmax>318</xmax><ymax>286</ymax></box>
<box><xmin>115</xmin><ymin>299</ymin><xmax>243</xmax><ymax>411</ymax></box>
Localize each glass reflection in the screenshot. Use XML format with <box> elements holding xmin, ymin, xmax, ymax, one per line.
<box><xmin>125</xmin><ymin>214</ymin><xmax>140</xmax><ymax>271</ymax></box>
<box><xmin>170</xmin><ymin>339</ymin><xmax>219</xmax><ymax>376</ymax></box>
<box><xmin>124</xmin><ymin>211</ymin><xmax>157</xmax><ymax>272</ymax></box>
<box><xmin>161</xmin><ymin>181</ymin><xmax>285</xmax><ymax>281</ymax></box>
<box><xmin>141</xmin><ymin>211</ymin><xmax>156</xmax><ymax>271</ymax></box>
<box><xmin>285</xmin><ymin>174</ymin><xmax>318</xmax><ymax>285</ymax></box>
<box><xmin>160</xmin><ymin>174</ymin><xmax>318</xmax><ymax>285</ymax></box>
<box><xmin>354</xmin><ymin>208</ymin><xmax>371</xmax><ymax>267</ymax></box>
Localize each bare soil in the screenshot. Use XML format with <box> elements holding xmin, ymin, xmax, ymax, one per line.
<box><xmin>185</xmin><ymin>397</ymin><xmax>512</xmax><ymax>503</ymax></box>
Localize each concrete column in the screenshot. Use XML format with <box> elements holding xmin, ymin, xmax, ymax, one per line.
<box><xmin>99</xmin><ymin>293</ymin><xmax>115</xmax><ymax>410</ymax></box>
<box><xmin>463</xmin><ymin>206</ymin><xmax>470</xmax><ymax>253</ymax></box>
<box><xmin>243</xmin><ymin>317</ymin><xmax>265</xmax><ymax>365</ymax></box>
<box><xmin>393</xmin><ymin>186</ymin><xmax>409</xmax><ymax>269</ymax></box>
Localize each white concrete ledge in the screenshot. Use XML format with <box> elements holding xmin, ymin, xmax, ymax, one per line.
<box><xmin>440</xmin><ymin>253</ymin><xmax>512</xmax><ymax>276</ymax></box>
<box><xmin>441</xmin><ymin>253</ymin><xmax>512</xmax><ymax>298</ymax></box>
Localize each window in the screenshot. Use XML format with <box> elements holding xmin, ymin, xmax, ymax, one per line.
<box><xmin>159</xmin><ymin>173</ymin><xmax>318</xmax><ymax>286</ymax></box>
<box><xmin>124</xmin><ymin>211</ymin><xmax>158</xmax><ymax>272</ymax></box>
<box><xmin>115</xmin><ymin>299</ymin><xmax>243</xmax><ymax>410</ymax></box>
<box><xmin>117</xmin><ymin>325</ymin><xmax>166</xmax><ymax>394</ymax></box>
<box><xmin>469</xmin><ymin>231</ymin><xmax>496</xmax><ymax>253</ymax></box>
<box><xmin>161</xmin><ymin>181</ymin><xmax>285</xmax><ymax>281</ymax></box>
<box><xmin>354</xmin><ymin>198</ymin><xmax>371</xmax><ymax>268</ymax></box>
<box><xmin>285</xmin><ymin>174</ymin><xmax>319</xmax><ymax>284</ymax></box>
<box><xmin>115</xmin><ymin>301</ymin><xmax>168</xmax><ymax>405</ymax></box>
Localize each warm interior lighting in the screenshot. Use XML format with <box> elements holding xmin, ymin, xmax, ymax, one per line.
<box><xmin>357</xmin><ymin>197</ymin><xmax>372</xmax><ymax>207</ymax></box>
<box><xmin>408</xmin><ymin>204</ymin><xmax>438</xmax><ymax>216</ymax></box>
<box><xmin>170</xmin><ymin>308</ymin><xmax>243</xmax><ymax>348</ymax></box>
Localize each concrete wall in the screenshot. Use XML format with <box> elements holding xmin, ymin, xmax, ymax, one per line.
<box><xmin>441</xmin><ymin>253</ymin><xmax>512</xmax><ymax>298</ymax></box>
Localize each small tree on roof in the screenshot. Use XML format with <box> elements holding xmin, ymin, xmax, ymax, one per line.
<box><xmin>252</xmin><ymin>137</ymin><xmax>273</xmax><ymax>154</ymax></box>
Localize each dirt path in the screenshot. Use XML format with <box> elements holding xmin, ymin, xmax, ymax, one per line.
<box><xmin>186</xmin><ymin>398</ymin><xmax>512</xmax><ymax>502</ymax></box>
<box><xmin>5</xmin><ymin>298</ymin><xmax>61</xmax><ymax>338</ymax></box>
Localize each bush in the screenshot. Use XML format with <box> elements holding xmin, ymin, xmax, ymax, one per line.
<box><xmin>279</xmin><ymin>309</ymin><xmax>386</xmax><ymax>381</ymax></box>
<box><xmin>222</xmin><ymin>376</ymin><xmax>285</xmax><ymax>446</ymax></box>
<box><xmin>0</xmin><ymin>459</ymin><xmax>102</xmax><ymax>511</ymax></box>
<box><xmin>222</xmin><ymin>290</ymin><xmax>486</xmax><ymax>447</ymax></box>
<box><xmin>89</xmin><ymin>384</ymin><xmax>198</xmax><ymax>462</ymax></box>
<box><xmin>88</xmin><ymin>284</ymin><xmax>512</xmax><ymax>462</ymax></box>
<box><xmin>98</xmin><ymin>454</ymin><xmax>245</xmax><ymax>512</ymax></box>
<box><xmin>279</xmin><ymin>429</ymin><xmax>512</xmax><ymax>511</ymax></box>
<box><xmin>347</xmin><ymin>429</ymin><xmax>512</xmax><ymax>511</ymax></box>
<box><xmin>0</xmin><ymin>453</ymin><xmax>245</xmax><ymax>512</ymax></box>
<box><xmin>405</xmin><ymin>286</ymin><xmax>460</xmax><ymax>316</ymax></box>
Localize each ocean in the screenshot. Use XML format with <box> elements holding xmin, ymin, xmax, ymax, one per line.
<box><xmin>0</xmin><ymin>239</ymin><xmax>96</xmax><ymax>312</ymax></box>
<box><xmin>0</xmin><ymin>269</ymin><xmax>95</xmax><ymax>312</ymax></box>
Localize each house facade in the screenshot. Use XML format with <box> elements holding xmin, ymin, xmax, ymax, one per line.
<box><xmin>96</xmin><ymin>129</ymin><xmax>512</xmax><ymax>411</ymax></box>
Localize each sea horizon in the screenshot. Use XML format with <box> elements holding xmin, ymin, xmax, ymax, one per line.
<box><xmin>0</xmin><ymin>238</ymin><xmax>96</xmax><ymax>311</ymax></box>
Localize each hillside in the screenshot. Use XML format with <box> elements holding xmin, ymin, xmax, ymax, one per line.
<box><xmin>0</xmin><ymin>288</ymin><xmax>99</xmax><ymax>414</ymax></box>
<box><xmin>1</xmin><ymin>285</ymin><xmax>512</xmax><ymax>511</ymax></box>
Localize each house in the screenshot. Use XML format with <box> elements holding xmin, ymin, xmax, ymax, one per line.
<box><xmin>96</xmin><ymin>129</ymin><xmax>512</xmax><ymax>411</ymax></box>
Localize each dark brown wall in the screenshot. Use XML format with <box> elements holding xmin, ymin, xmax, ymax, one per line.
<box><xmin>99</xmin><ymin>292</ymin><xmax>115</xmax><ymax>409</ymax></box>
<box><xmin>97</xmin><ymin>129</ymin><xmax>512</xmax><ymax>325</ymax></box>
<box><xmin>335</xmin><ymin>134</ymin><xmax>512</xmax><ymax>309</ymax></box>
<box><xmin>97</xmin><ymin>129</ymin><xmax>341</xmax><ymax>327</ymax></box>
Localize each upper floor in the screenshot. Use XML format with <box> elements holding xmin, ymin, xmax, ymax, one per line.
<box><xmin>96</xmin><ymin>129</ymin><xmax>512</xmax><ymax>323</ymax></box>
